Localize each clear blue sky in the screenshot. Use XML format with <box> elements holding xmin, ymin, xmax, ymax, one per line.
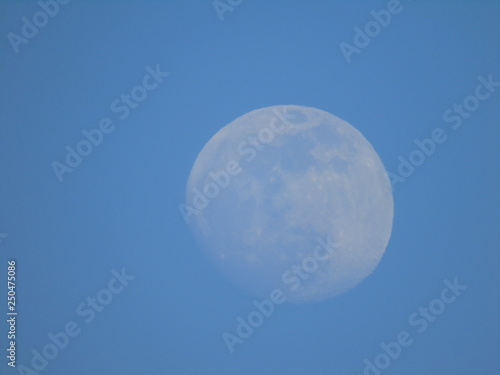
<box><xmin>0</xmin><ymin>1</ymin><xmax>498</xmax><ymax>374</ymax></box>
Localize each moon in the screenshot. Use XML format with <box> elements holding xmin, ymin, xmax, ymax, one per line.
<box><xmin>183</xmin><ymin>105</ymin><xmax>393</xmax><ymax>303</ymax></box>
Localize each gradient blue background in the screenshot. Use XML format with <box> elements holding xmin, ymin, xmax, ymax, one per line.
<box><xmin>0</xmin><ymin>1</ymin><xmax>498</xmax><ymax>374</ymax></box>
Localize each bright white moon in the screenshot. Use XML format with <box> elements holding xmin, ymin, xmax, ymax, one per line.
<box><xmin>183</xmin><ymin>105</ymin><xmax>393</xmax><ymax>303</ymax></box>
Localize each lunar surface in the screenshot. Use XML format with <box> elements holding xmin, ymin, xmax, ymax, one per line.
<box><xmin>182</xmin><ymin>105</ymin><xmax>393</xmax><ymax>303</ymax></box>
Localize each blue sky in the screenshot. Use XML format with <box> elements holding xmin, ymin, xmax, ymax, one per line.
<box><xmin>0</xmin><ymin>1</ymin><xmax>498</xmax><ymax>374</ymax></box>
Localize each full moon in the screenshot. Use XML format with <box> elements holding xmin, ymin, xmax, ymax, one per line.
<box><xmin>183</xmin><ymin>105</ymin><xmax>393</xmax><ymax>303</ymax></box>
